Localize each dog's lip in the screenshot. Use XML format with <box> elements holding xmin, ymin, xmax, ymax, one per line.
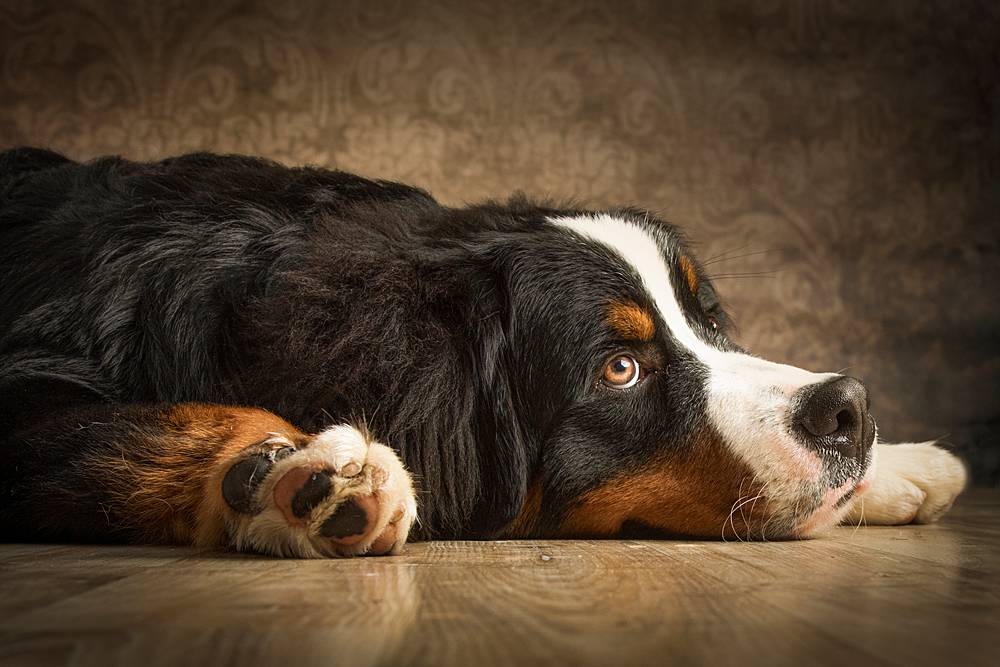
<box><xmin>834</xmin><ymin>487</ymin><xmax>857</xmax><ymax>509</ymax></box>
<box><xmin>831</xmin><ymin>477</ymin><xmax>871</xmax><ymax>511</ymax></box>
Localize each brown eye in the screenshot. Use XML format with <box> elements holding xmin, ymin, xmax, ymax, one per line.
<box><xmin>602</xmin><ymin>354</ymin><xmax>641</xmax><ymax>389</ymax></box>
<box><xmin>708</xmin><ymin>316</ymin><xmax>719</xmax><ymax>331</ymax></box>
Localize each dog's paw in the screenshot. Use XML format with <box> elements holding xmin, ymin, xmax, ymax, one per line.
<box><xmin>219</xmin><ymin>425</ymin><xmax>417</xmax><ymax>557</ymax></box>
<box><xmin>847</xmin><ymin>441</ymin><xmax>967</xmax><ymax>525</ymax></box>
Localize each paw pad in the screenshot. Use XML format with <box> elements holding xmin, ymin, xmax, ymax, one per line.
<box><xmin>291</xmin><ymin>471</ymin><xmax>333</xmax><ymax>518</ymax></box>
<box><xmin>318</xmin><ymin>497</ymin><xmax>373</xmax><ymax>541</ymax></box>
<box><xmin>222</xmin><ymin>445</ymin><xmax>296</xmax><ymax>515</ymax></box>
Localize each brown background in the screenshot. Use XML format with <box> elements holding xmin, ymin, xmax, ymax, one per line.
<box><xmin>1</xmin><ymin>1</ymin><xmax>997</xmax><ymax>481</ymax></box>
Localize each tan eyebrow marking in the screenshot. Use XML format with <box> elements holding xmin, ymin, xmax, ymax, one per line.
<box><xmin>678</xmin><ymin>254</ymin><xmax>699</xmax><ymax>295</ymax></box>
<box><xmin>606</xmin><ymin>301</ymin><xmax>655</xmax><ymax>341</ymax></box>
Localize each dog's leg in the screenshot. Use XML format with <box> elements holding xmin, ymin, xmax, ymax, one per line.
<box><xmin>844</xmin><ymin>442</ymin><xmax>967</xmax><ymax>525</ymax></box>
<box><xmin>1</xmin><ymin>402</ymin><xmax>417</xmax><ymax>557</ymax></box>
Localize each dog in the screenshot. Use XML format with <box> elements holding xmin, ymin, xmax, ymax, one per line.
<box><xmin>0</xmin><ymin>147</ymin><xmax>967</xmax><ymax>557</ymax></box>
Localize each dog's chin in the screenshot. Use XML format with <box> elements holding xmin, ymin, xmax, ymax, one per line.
<box><xmin>767</xmin><ymin>429</ymin><xmax>877</xmax><ymax>539</ymax></box>
<box><xmin>788</xmin><ymin>477</ymin><xmax>870</xmax><ymax>538</ymax></box>
<box><xmin>726</xmin><ymin>471</ymin><xmax>873</xmax><ymax>541</ymax></box>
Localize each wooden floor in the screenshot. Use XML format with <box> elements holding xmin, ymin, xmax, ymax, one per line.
<box><xmin>0</xmin><ymin>491</ymin><xmax>998</xmax><ymax>667</ymax></box>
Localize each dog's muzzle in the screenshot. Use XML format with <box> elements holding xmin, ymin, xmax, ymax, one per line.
<box><xmin>791</xmin><ymin>376</ymin><xmax>875</xmax><ymax>466</ymax></box>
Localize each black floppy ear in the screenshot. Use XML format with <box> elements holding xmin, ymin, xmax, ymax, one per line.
<box><xmin>460</xmin><ymin>248</ymin><xmax>535</xmax><ymax>538</ymax></box>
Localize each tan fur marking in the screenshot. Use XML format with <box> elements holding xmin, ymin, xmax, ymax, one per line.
<box><xmin>559</xmin><ymin>431</ymin><xmax>763</xmax><ymax>539</ymax></box>
<box><xmin>94</xmin><ymin>404</ymin><xmax>305</xmax><ymax>547</ymax></box>
<box><xmin>184</xmin><ymin>405</ymin><xmax>306</xmax><ymax>547</ymax></box>
<box><xmin>678</xmin><ymin>254</ymin><xmax>699</xmax><ymax>295</ymax></box>
<box><xmin>501</xmin><ymin>478</ymin><xmax>544</xmax><ymax>538</ymax></box>
<box><xmin>606</xmin><ymin>301</ymin><xmax>655</xmax><ymax>341</ymax></box>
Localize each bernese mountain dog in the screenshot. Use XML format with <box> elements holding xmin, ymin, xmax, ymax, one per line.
<box><xmin>0</xmin><ymin>147</ymin><xmax>967</xmax><ymax>557</ymax></box>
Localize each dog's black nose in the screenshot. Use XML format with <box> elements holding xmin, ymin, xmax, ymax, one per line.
<box><xmin>793</xmin><ymin>376</ymin><xmax>873</xmax><ymax>460</ymax></box>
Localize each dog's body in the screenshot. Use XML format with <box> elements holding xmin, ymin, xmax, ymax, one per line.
<box><xmin>0</xmin><ymin>148</ymin><xmax>966</xmax><ymax>557</ymax></box>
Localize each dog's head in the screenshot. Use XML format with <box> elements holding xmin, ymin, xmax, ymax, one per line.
<box><xmin>471</xmin><ymin>210</ymin><xmax>876</xmax><ymax>540</ymax></box>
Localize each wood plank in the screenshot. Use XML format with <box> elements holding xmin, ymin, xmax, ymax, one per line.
<box><xmin>0</xmin><ymin>544</ymin><xmax>878</xmax><ymax>667</ymax></box>
<box><xmin>0</xmin><ymin>490</ymin><xmax>996</xmax><ymax>667</ymax></box>
<box><xmin>0</xmin><ymin>545</ymin><xmax>203</xmax><ymax>618</ymax></box>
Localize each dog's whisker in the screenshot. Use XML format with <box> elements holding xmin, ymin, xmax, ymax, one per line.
<box><xmin>723</xmin><ymin>475</ymin><xmax>751</xmax><ymax>542</ymax></box>
<box><xmin>748</xmin><ymin>478</ymin><xmax>767</xmax><ymax>537</ymax></box>
<box><xmin>724</xmin><ymin>476</ymin><xmax>753</xmax><ymax>542</ymax></box>
<box><xmin>851</xmin><ymin>494</ymin><xmax>866</xmax><ymax>537</ymax></box>
<box><xmin>700</xmin><ymin>248</ymin><xmax>777</xmax><ymax>267</ymax></box>
<box><xmin>758</xmin><ymin>482</ymin><xmax>775</xmax><ymax>541</ymax></box>
<box><xmin>706</xmin><ymin>270</ymin><xmax>782</xmax><ymax>280</ymax></box>
<box><xmin>726</xmin><ymin>498</ymin><xmax>748</xmax><ymax>543</ymax></box>
<box><xmin>750</xmin><ymin>481</ymin><xmax>776</xmax><ymax>542</ymax></box>
<box><xmin>740</xmin><ymin>472</ymin><xmax>762</xmax><ymax>534</ymax></box>
<box><xmin>737</xmin><ymin>474</ymin><xmax>750</xmax><ymax>529</ymax></box>
<box><xmin>729</xmin><ymin>491</ymin><xmax>766</xmax><ymax>540</ymax></box>
<box><xmin>701</xmin><ymin>242</ymin><xmax>752</xmax><ymax>265</ymax></box>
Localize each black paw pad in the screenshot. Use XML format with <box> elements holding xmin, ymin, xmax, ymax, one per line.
<box><xmin>291</xmin><ymin>471</ymin><xmax>333</xmax><ymax>518</ymax></box>
<box><xmin>221</xmin><ymin>445</ymin><xmax>294</xmax><ymax>515</ymax></box>
<box><xmin>222</xmin><ymin>453</ymin><xmax>275</xmax><ymax>514</ymax></box>
<box><xmin>319</xmin><ymin>499</ymin><xmax>368</xmax><ymax>538</ymax></box>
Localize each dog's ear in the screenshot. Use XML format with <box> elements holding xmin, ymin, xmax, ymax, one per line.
<box><xmin>357</xmin><ymin>238</ymin><xmax>534</xmax><ymax>540</ymax></box>
<box><xmin>462</xmin><ymin>267</ymin><xmax>535</xmax><ymax>537</ymax></box>
<box><xmin>421</xmin><ymin>236</ymin><xmax>535</xmax><ymax>539</ymax></box>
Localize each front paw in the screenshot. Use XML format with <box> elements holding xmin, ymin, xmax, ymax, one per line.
<box><xmin>852</xmin><ymin>441</ymin><xmax>967</xmax><ymax>525</ymax></box>
<box><xmin>221</xmin><ymin>425</ymin><xmax>417</xmax><ymax>557</ymax></box>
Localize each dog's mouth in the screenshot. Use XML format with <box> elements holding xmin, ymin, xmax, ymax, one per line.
<box><xmin>783</xmin><ymin>470</ymin><xmax>877</xmax><ymax>538</ymax></box>
<box><xmin>834</xmin><ymin>487</ymin><xmax>857</xmax><ymax>509</ymax></box>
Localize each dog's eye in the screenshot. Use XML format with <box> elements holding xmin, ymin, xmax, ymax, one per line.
<box><xmin>707</xmin><ymin>316</ymin><xmax>719</xmax><ymax>331</ymax></box>
<box><xmin>602</xmin><ymin>355</ymin><xmax>641</xmax><ymax>389</ymax></box>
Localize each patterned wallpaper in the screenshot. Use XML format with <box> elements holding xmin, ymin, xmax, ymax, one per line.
<box><xmin>1</xmin><ymin>1</ymin><xmax>998</xmax><ymax>481</ymax></box>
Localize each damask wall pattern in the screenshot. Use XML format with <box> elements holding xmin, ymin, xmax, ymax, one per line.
<box><xmin>1</xmin><ymin>0</ymin><xmax>997</xmax><ymax>480</ymax></box>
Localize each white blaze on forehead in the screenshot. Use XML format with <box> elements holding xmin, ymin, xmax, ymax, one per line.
<box><xmin>548</xmin><ymin>213</ymin><xmax>718</xmax><ymax>361</ymax></box>
<box><xmin>549</xmin><ymin>213</ymin><xmax>836</xmax><ymax>482</ymax></box>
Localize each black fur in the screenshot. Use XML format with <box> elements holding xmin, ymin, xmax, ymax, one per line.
<box><xmin>0</xmin><ymin>148</ymin><xmax>730</xmax><ymax>541</ymax></box>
